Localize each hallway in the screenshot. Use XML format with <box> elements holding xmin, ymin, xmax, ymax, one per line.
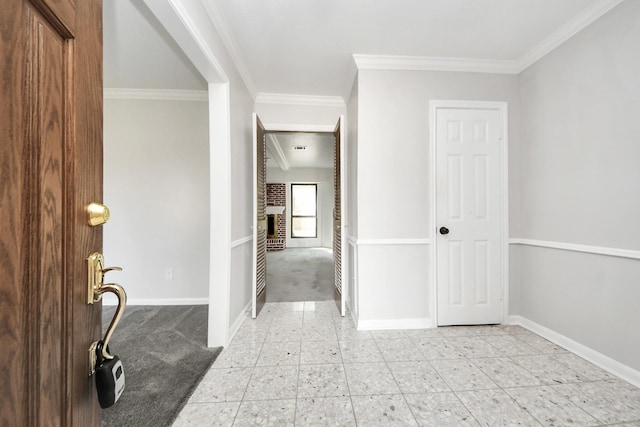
<box><xmin>173</xmin><ymin>301</ymin><xmax>640</xmax><ymax>426</ymax></box>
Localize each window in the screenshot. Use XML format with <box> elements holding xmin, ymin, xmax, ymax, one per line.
<box><xmin>291</xmin><ymin>184</ymin><xmax>317</xmax><ymax>238</ymax></box>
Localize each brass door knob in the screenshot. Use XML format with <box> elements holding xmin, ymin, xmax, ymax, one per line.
<box><xmin>88</xmin><ymin>202</ymin><xmax>110</xmax><ymax>226</ymax></box>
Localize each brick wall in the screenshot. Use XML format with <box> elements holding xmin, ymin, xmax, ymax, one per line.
<box><xmin>266</xmin><ymin>183</ymin><xmax>286</xmax><ymax>251</ymax></box>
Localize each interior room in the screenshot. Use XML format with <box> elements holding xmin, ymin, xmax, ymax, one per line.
<box><xmin>265</xmin><ymin>131</ymin><xmax>336</xmax><ymax>303</ymax></box>
<box><xmin>106</xmin><ymin>0</ymin><xmax>640</xmax><ymax>424</ymax></box>
<box><xmin>99</xmin><ymin>1</ymin><xmax>640</xmax><ymax>419</ymax></box>
<box><xmin>2</xmin><ymin>0</ymin><xmax>639</xmax><ymax>425</ymax></box>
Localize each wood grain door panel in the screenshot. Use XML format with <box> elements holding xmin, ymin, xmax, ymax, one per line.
<box><xmin>0</xmin><ymin>0</ymin><xmax>103</xmax><ymax>424</ymax></box>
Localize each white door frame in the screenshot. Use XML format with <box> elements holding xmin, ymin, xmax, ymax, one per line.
<box><xmin>429</xmin><ymin>100</ymin><xmax>509</xmax><ymax>327</ymax></box>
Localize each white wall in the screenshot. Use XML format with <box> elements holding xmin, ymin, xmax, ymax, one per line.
<box><xmin>267</xmin><ymin>168</ymin><xmax>334</xmax><ymax>248</ymax></box>
<box><xmin>514</xmin><ymin>0</ymin><xmax>640</xmax><ymax>372</ymax></box>
<box><xmin>104</xmin><ymin>98</ymin><xmax>209</xmax><ymax>303</ymax></box>
<box><xmin>227</xmin><ymin>82</ymin><xmax>255</xmax><ymax>339</ymax></box>
<box><xmin>346</xmin><ymin>76</ymin><xmax>359</xmax><ymax>317</ymax></box>
<box><xmin>354</xmin><ymin>69</ymin><xmax>519</xmax><ymax>326</ymax></box>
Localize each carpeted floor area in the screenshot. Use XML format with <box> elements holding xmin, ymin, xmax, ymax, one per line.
<box><xmin>101</xmin><ymin>305</ymin><xmax>221</xmax><ymax>427</ymax></box>
<box><xmin>266</xmin><ymin>247</ymin><xmax>335</xmax><ymax>302</ymax></box>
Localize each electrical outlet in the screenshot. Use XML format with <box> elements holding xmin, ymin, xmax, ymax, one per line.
<box><xmin>165</xmin><ymin>268</ymin><xmax>173</xmax><ymax>280</ymax></box>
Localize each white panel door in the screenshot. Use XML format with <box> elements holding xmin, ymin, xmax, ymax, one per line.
<box><xmin>436</xmin><ymin>107</ymin><xmax>504</xmax><ymax>325</ymax></box>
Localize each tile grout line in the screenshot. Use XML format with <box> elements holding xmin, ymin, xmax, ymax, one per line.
<box><xmin>332</xmin><ymin>309</ymin><xmax>359</xmax><ymax>426</ymax></box>
<box><xmin>374</xmin><ymin>334</ymin><xmax>421</xmax><ymax>425</ymax></box>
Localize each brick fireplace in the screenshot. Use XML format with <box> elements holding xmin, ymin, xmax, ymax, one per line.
<box><xmin>266</xmin><ymin>183</ymin><xmax>286</xmax><ymax>251</ymax></box>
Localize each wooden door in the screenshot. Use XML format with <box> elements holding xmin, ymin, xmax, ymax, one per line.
<box><xmin>333</xmin><ymin>116</ymin><xmax>346</xmax><ymax>316</ymax></box>
<box><xmin>0</xmin><ymin>0</ymin><xmax>104</xmax><ymax>425</ymax></box>
<box><xmin>435</xmin><ymin>107</ymin><xmax>504</xmax><ymax>326</ymax></box>
<box><xmin>252</xmin><ymin>113</ymin><xmax>267</xmax><ymax>317</ymax></box>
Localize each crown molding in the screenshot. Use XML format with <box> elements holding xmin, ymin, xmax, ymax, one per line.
<box><xmin>201</xmin><ymin>0</ymin><xmax>257</xmax><ymax>98</ymax></box>
<box><xmin>514</xmin><ymin>0</ymin><xmax>624</xmax><ymax>73</ymax></box>
<box><xmin>255</xmin><ymin>92</ymin><xmax>346</xmax><ymax>108</ymax></box>
<box><xmin>104</xmin><ymin>88</ymin><xmax>208</xmax><ymax>101</ymax></box>
<box><xmin>353</xmin><ymin>0</ymin><xmax>623</xmax><ymax>76</ymax></box>
<box><xmin>353</xmin><ymin>54</ymin><xmax>519</xmax><ymax>74</ymax></box>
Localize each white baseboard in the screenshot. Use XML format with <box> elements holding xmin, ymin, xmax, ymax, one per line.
<box><xmin>102</xmin><ymin>296</ymin><xmax>209</xmax><ymax>306</ymax></box>
<box><xmin>357</xmin><ymin>317</ymin><xmax>432</xmax><ymax>331</ymax></box>
<box><xmin>507</xmin><ymin>315</ymin><xmax>640</xmax><ymax>388</ymax></box>
<box><xmin>228</xmin><ymin>301</ymin><xmax>252</xmax><ymax>345</ymax></box>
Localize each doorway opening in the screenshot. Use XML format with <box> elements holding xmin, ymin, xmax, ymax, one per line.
<box><xmin>264</xmin><ymin>131</ymin><xmax>336</xmax><ymax>303</ymax></box>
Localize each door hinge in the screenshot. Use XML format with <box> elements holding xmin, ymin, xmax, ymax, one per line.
<box><xmin>500</xmin><ymin>289</ymin><xmax>504</xmax><ymax>301</ymax></box>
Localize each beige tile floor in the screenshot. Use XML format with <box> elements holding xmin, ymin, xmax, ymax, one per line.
<box><xmin>173</xmin><ymin>301</ymin><xmax>640</xmax><ymax>426</ymax></box>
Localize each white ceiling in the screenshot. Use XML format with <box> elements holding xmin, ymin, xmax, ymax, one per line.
<box><xmin>103</xmin><ymin>0</ymin><xmax>617</xmax><ymax>96</ymax></box>
<box><xmin>266</xmin><ymin>132</ymin><xmax>334</xmax><ymax>170</ymax></box>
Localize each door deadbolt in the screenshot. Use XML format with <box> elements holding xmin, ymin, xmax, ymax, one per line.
<box><xmin>87</xmin><ymin>202</ymin><xmax>110</xmax><ymax>226</ymax></box>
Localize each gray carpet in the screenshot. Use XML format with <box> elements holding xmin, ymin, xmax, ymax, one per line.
<box><xmin>266</xmin><ymin>247</ymin><xmax>335</xmax><ymax>302</ymax></box>
<box><xmin>101</xmin><ymin>305</ymin><xmax>221</xmax><ymax>427</ymax></box>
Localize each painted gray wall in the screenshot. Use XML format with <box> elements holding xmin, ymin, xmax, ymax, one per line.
<box><xmin>228</xmin><ymin>83</ymin><xmax>256</xmax><ymax>330</ymax></box>
<box><xmin>515</xmin><ymin>0</ymin><xmax>640</xmax><ymax>371</ymax></box>
<box><xmin>354</xmin><ymin>69</ymin><xmax>519</xmax><ymax>324</ymax></box>
<box><xmin>347</xmin><ymin>76</ymin><xmax>359</xmax><ymax>316</ymax></box>
<box><xmin>104</xmin><ymin>98</ymin><xmax>209</xmax><ymax>303</ymax></box>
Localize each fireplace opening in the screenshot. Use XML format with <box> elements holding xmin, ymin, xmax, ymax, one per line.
<box><xmin>267</xmin><ymin>214</ymin><xmax>278</xmax><ymax>239</ymax></box>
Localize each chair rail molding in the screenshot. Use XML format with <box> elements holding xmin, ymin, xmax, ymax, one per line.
<box><xmin>509</xmin><ymin>238</ymin><xmax>640</xmax><ymax>261</ymax></box>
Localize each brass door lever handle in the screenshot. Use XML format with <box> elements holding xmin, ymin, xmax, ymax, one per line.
<box><xmin>86</xmin><ymin>252</ymin><xmax>128</xmax><ymax>361</ymax></box>
<box><xmin>95</xmin><ymin>282</ymin><xmax>127</xmax><ymax>360</ymax></box>
<box><xmin>87</xmin><ymin>252</ymin><xmax>122</xmax><ymax>304</ymax></box>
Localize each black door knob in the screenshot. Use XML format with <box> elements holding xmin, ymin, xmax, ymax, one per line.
<box><xmin>439</xmin><ymin>227</ymin><xmax>450</xmax><ymax>235</ymax></box>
